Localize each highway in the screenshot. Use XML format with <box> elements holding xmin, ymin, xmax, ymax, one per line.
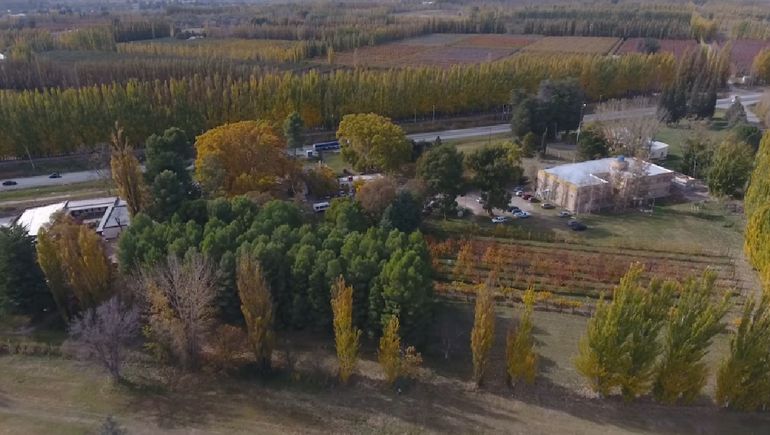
<box><xmin>0</xmin><ymin>90</ymin><xmax>763</xmax><ymax>192</ymax></box>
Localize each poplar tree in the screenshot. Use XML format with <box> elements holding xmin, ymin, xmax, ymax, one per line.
<box><xmin>236</xmin><ymin>250</ymin><xmax>274</xmax><ymax>373</ymax></box>
<box><xmin>506</xmin><ymin>287</ymin><xmax>538</xmax><ymax>387</ymax></box>
<box><xmin>575</xmin><ymin>264</ymin><xmax>673</xmax><ymax>400</ymax></box>
<box><xmin>110</xmin><ymin>122</ymin><xmax>148</xmax><ymax>217</ymax></box>
<box><xmin>331</xmin><ymin>276</ymin><xmax>361</xmax><ymax>384</ymax></box>
<box><xmin>716</xmin><ymin>295</ymin><xmax>770</xmax><ymax>411</ymax></box>
<box><xmin>653</xmin><ymin>271</ymin><xmax>730</xmax><ymax>404</ymax></box>
<box><xmin>379</xmin><ymin>315</ymin><xmax>401</xmax><ymax>386</ymax></box>
<box><xmin>471</xmin><ymin>282</ymin><xmax>496</xmax><ymax>387</ymax></box>
<box><xmin>744</xmin><ymin>131</ymin><xmax>770</xmax><ymax>220</ymax></box>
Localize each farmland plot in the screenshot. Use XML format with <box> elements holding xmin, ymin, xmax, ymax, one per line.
<box><xmin>523</xmin><ymin>36</ymin><xmax>621</xmax><ymax>55</ymax></box>
<box><xmin>429</xmin><ymin>237</ymin><xmax>742</xmax><ymax>305</ymax></box>
<box><xmin>617</xmin><ymin>38</ymin><xmax>699</xmax><ymax>59</ymax></box>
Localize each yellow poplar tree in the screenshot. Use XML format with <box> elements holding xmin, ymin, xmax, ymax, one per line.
<box><xmin>506</xmin><ymin>287</ymin><xmax>538</xmax><ymax>387</ymax></box>
<box><xmin>453</xmin><ymin>240</ymin><xmax>476</xmax><ymax>282</ymax></box>
<box><xmin>331</xmin><ymin>276</ymin><xmax>361</xmax><ymax>384</ymax></box>
<box><xmin>378</xmin><ymin>315</ymin><xmax>401</xmax><ymax>386</ymax></box>
<box><xmin>236</xmin><ymin>251</ymin><xmax>274</xmax><ymax>372</ymax></box>
<box><xmin>471</xmin><ymin>282</ymin><xmax>496</xmax><ymax>386</ymax></box>
<box><xmin>110</xmin><ymin>122</ymin><xmax>147</xmax><ymax>217</ymax></box>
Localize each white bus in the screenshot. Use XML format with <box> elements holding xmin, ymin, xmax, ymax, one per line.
<box><xmin>313</xmin><ymin>202</ymin><xmax>330</xmax><ymax>213</ymax></box>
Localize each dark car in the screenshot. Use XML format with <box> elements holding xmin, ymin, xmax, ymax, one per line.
<box><xmin>508</xmin><ymin>206</ymin><xmax>521</xmax><ymax>213</ymax></box>
<box><xmin>49</xmin><ymin>172</ymin><xmax>61</xmax><ymax>179</ymax></box>
<box><xmin>567</xmin><ymin>220</ymin><xmax>587</xmax><ymax>231</ymax></box>
<box><xmin>541</xmin><ymin>202</ymin><xmax>555</xmax><ymax>209</ymax></box>
<box><xmin>1</xmin><ymin>180</ymin><xmax>17</xmax><ymax>186</ymax></box>
<box><xmin>521</xmin><ymin>193</ymin><xmax>532</xmax><ymax>200</ymax></box>
<box><xmin>528</xmin><ymin>196</ymin><xmax>540</xmax><ymax>203</ymax></box>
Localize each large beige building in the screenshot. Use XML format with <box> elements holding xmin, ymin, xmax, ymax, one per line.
<box><xmin>536</xmin><ymin>156</ymin><xmax>674</xmax><ymax>213</ymax></box>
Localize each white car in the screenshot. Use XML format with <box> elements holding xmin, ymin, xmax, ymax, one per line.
<box><xmin>491</xmin><ymin>216</ymin><xmax>509</xmax><ymax>224</ymax></box>
<box><xmin>514</xmin><ymin>211</ymin><xmax>531</xmax><ymax>219</ymax></box>
<box><xmin>558</xmin><ymin>210</ymin><xmax>572</xmax><ymax>218</ymax></box>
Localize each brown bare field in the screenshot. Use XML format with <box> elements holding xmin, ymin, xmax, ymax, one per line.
<box><xmin>617</xmin><ymin>38</ymin><xmax>699</xmax><ymax>59</ymax></box>
<box><xmin>331</xmin><ymin>33</ymin><xmax>537</xmax><ymax>68</ymax></box>
<box><xmin>729</xmin><ymin>39</ymin><xmax>770</xmax><ymax>74</ymax></box>
<box><xmin>522</xmin><ymin>36</ymin><xmax>621</xmax><ymax>55</ymax></box>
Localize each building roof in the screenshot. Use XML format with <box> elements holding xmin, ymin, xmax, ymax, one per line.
<box><xmin>650</xmin><ymin>141</ymin><xmax>669</xmax><ymax>152</ymax></box>
<box><xmin>543</xmin><ymin>157</ymin><xmax>672</xmax><ymax>187</ymax></box>
<box><xmin>66</xmin><ymin>197</ymin><xmax>118</xmax><ymax>211</ymax></box>
<box><xmin>15</xmin><ymin>202</ymin><xmax>66</xmax><ymax>237</ymax></box>
<box><xmin>97</xmin><ymin>201</ymin><xmax>130</xmax><ymax>233</ymax></box>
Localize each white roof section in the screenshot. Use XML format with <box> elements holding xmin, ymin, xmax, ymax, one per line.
<box><xmin>16</xmin><ymin>202</ymin><xmax>66</xmax><ymax>237</ymax></box>
<box><xmin>338</xmin><ymin>173</ymin><xmax>384</xmax><ymax>184</ymax></box>
<box><xmin>66</xmin><ymin>197</ymin><xmax>117</xmax><ymax>210</ymax></box>
<box><xmin>97</xmin><ymin>201</ymin><xmax>130</xmax><ymax>233</ymax></box>
<box><xmin>650</xmin><ymin>141</ymin><xmax>669</xmax><ymax>151</ymax></box>
<box><xmin>543</xmin><ymin>157</ymin><xmax>672</xmax><ymax>187</ymax></box>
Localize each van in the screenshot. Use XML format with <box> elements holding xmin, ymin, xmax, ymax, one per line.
<box><xmin>313</xmin><ymin>202</ymin><xmax>330</xmax><ymax>213</ymax></box>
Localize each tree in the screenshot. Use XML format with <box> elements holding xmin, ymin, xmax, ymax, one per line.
<box><xmin>520</xmin><ymin>132</ymin><xmax>539</xmax><ymax>158</ymax></box>
<box><xmin>725</xmin><ymin>98</ymin><xmax>748</xmax><ymax>127</ymax></box>
<box><xmin>577</xmin><ymin>125</ymin><xmax>609</xmax><ymax>161</ymax></box>
<box><xmin>744</xmin><ymin>131</ymin><xmax>770</xmax><ymax>219</ymax></box>
<box><xmin>744</xmin><ymin>204</ymin><xmax>770</xmax><ymax>280</ymax></box>
<box><xmin>194</xmin><ymin>120</ymin><xmax>296</xmax><ymax>196</ymax></box>
<box><xmin>638</xmin><ymin>37</ymin><xmax>660</xmax><ymax>54</ymax></box>
<box><xmin>378</xmin><ymin>314</ymin><xmax>422</xmax><ymax>387</ymax></box>
<box><xmin>356</xmin><ymin>177</ymin><xmax>398</xmax><ymax>219</ymax></box>
<box><xmin>149</xmin><ymin>170</ymin><xmax>189</xmax><ymax>221</ymax></box>
<box><xmin>379</xmin><ymin>314</ymin><xmax>401</xmax><ymax>386</ymax></box>
<box><xmin>537</xmin><ymin>78</ymin><xmax>585</xmax><ymax>136</ymax></box>
<box><xmin>416</xmin><ymin>143</ymin><xmax>464</xmax><ymax>217</ymax></box>
<box><xmin>140</xmin><ymin>253</ymin><xmax>216</xmax><ymax>369</ymax></box>
<box><xmin>716</xmin><ymin>295</ymin><xmax>770</xmax><ymax>411</ymax></box>
<box><xmin>337</xmin><ymin>113</ymin><xmax>411</xmax><ymax>173</ymax></box>
<box><xmin>110</xmin><ymin>122</ymin><xmax>147</xmax><ymax>216</ymax></box>
<box><xmin>453</xmin><ymin>240</ymin><xmax>476</xmax><ymax>282</ymax></box>
<box><xmin>303</xmin><ymin>164</ymin><xmax>338</xmax><ymax>198</ymax></box>
<box><xmin>653</xmin><ymin>271</ymin><xmax>730</xmax><ymax>404</ymax></box>
<box><xmin>471</xmin><ymin>282</ymin><xmax>495</xmax><ymax>387</ymax></box>
<box><xmin>752</xmin><ymin>48</ymin><xmax>770</xmax><ymax>84</ymax></box>
<box><xmin>679</xmin><ymin>131</ymin><xmax>714</xmax><ymax>179</ymax></box>
<box><xmin>466</xmin><ymin>143</ymin><xmax>522</xmax><ymax>215</ymax></box>
<box><xmin>144</xmin><ymin>127</ymin><xmax>191</xmax><ymax>183</ymax></box>
<box><xmin>380</xmin><ymin>190</ymin><xmax>421</xmax><ymax>233</ymax></box>
<box><xmin>236</xmin><ymin>250</ymin><xmax>274</xmax><ymax>372</ymax></box>
<box><xmin>0</xmin><ymin>224</ymin><xmax>52</xmax><ymax>316</ymax></box>
<box><xmin>326</xmin><ymin>198</ymin><xmax>368</xmax><ymax>233</ymax></box>
<box><xmin>331</xmin><ymin>276</ymin><xmax>361</xmax><ymax>384</ymax></box>
<box><xmin>283</xmin><ymin>111</ymin><xmax>305</xmax><ymax>154</ymax></box>
<box><xmin>707</xmin><ymin>139</ymin><xmax>754</xmax><ymax>197</ymax></box>
<box><xmin>730</xmin><ymin>123</ymin><xmax>762</xmax><ymax>152</ymax></box>
<box><xmin>575</xmin><ymin>264</ymin><xmax>673</xmax><ymax>400</ymax></box>
<box><xmin>68</xmin><ymin>296</ymin><xmax>140</xmax><ymax>382</ymax></box>
<box><xmin>506</xmin><ymin>287</ymin><xmax>538</xmax><ymax>387</ymax></box>
<box><xmin>36</xmin><ymin>215</ymin><xmax>112</xmax><ymax>316</ymax></box>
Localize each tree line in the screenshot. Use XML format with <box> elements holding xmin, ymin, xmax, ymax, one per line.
<box><xmin>0</xmin><ymin>52</ymin><xmax>675</xmax><ymax>158</ymax></box>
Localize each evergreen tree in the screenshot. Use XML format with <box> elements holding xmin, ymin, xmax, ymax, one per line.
<box><xmin>283</xmin><ymin>111</ymin><xmax>305</xmax><ymax>154</ymax></box>
<box><xmin>577</xmin><ymin>125</ymin><xmax>610</xmax><ymax>161</ymax></box>
<box><xmin>707</xmin><ymin>140</ymin><xmax>754</xmax><ymax>197</ymax></box>
<box><xmin>0</xmin><ymin>224</ymin><xmax>53</xmax><ymax>316</ymax></box>
<box><xmin>416</xmin><ymin>143</ymin><xmax>464</xmax><ymax>218</ymax></box>
<box><xmin>380</xmin><ymin>191</ymin><xmax>421</xmax><ymax>233</ymax></box>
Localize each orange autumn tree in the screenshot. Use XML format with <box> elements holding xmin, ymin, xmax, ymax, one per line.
<box><xmin>195</xmin><ymin>120</ymin><xmax>298</xmax><ymax>196</ymax></box>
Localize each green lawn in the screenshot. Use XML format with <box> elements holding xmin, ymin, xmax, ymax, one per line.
<box><xmin>0</xmin><ymin>180</ymin><xmax>114</xmax><ymax>203</ymax></box>
<box><xmin>654</xmin><ymin>118</ymin><xmax>731</xmax><ymax>172</ymax></box>
<box><xmin>445</xmin><ymin>133</ymin><xmax>511</xmax><ymax>154</ymax></box>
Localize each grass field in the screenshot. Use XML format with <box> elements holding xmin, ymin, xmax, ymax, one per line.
<box><xmin>3</xmin><ymin>303</ymin><xmax>769</xmax><ymax>434</ymax></box>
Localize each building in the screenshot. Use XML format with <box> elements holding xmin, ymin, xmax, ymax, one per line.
<box><xmin>648</xmin><ymin>141</ymin><xmax>669</xmax><ymax>160</ymax></box>
<box><xmin>536</xmin><ymin>156</ymin><xmax>674</xmax><ymax>213</ymax></box>
<box><xmin>14</xmin><ymin>197</ymin><xmax>130</xmax><ymax>239</ymax></box>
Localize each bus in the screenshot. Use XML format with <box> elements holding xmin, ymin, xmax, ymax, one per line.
<box><xmin>313</xmin><ymin>202</ymin><xmax>330</xmax><ymax>213</ymax></box>
<box><xmin>312</xmin><ymin>140</ymin><xmax>340</xmax><ymax>152</ymax></box>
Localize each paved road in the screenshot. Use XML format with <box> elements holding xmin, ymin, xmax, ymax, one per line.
<box><xmin>1</xmin><ymin>91</ymin><xmax>764</xmax><ymax>192</ymax></box>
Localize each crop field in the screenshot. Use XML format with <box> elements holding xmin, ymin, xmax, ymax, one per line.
<box><xmin>331</xmin><ymin>33</ymin><xmax>539</xmax><ymax>68</ymax></box>
<box><xmin>428</xmin><ymin>237</ymin><xmax>743</xmax><ymax>307</ymax></box>
<box><xmin>118</xmin><ymin>38</ymin><xmax>308</xmax><ymax>63</ymax></box>
<box><xmin>729</xmin><ymin>39</ymin><xmax>770</xmax><ymax>74</ymax></box>
<box><xmin>616</xmin><ymin>38</ymin><xmax>698</xmax><ymax>59</ymax></box>
<box><xmin>522</xmin><ymin>36</ymin><xmax>621</xmax><ymax>55</ymax></box>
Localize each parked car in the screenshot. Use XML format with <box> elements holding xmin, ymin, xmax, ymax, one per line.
<box><xmin>521</xmin><ymin>193</ymin><xmax>532</xmax><ymax>200</ymax></box>
<box><xmin>514</xmin><ymin>211</ymin><xmax>531</xmax><ymax>219</ymax></box>
<box><xmin>48</xmin><ymin>172</ymin><xmax>61</xmax><ymax>179</ymax></box>
<box><xmin>541</xmin><ymin>202</ymin><xmax>555</xmax><ymax>209</ymax></box>
<box><xmin>491</xmin><ymin>216</ymin><xmax>510</xmax><ymax>224</ymax></box>
<box><xmin>1</xmin><ymin>180</ymin><xmax>17</xmax><ymax>186</ymax></box>
<box><xmin>476</xmin><ymin>197</ymin><xmax>483</xmax><ymax>204</ymax></box>
<box><xmin>558</xmin><ymin>210</ymin><xmax>572</xmax><ymax>218</ymax></box>
<box><xmin>528</xmin><ymin>196</ymin><xmax>540</xmax><ymax>203</ymax></box>
<box><xmin>508</xmin><ymin>206</ymin><xmax>521</xmax><ymax>213</ymax></box>
<box><xmin>567</xmin><ymin>220</ymin><xmax>587</xmax><ymax>231</ymax></box>
<box><xmin>515</xmin><ymin>190</ymin><xmax>524</xmax><ymax>197</ymax></box>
